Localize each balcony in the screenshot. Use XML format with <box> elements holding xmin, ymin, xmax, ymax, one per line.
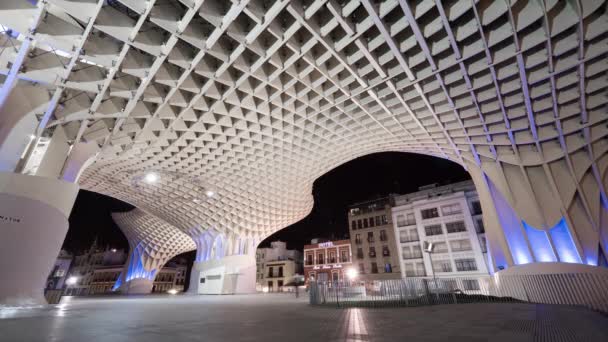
<box><xmin>356</xmin><ymin>253</ymin><xmax>364</xmax><ymax>259</ymax></box>
<box><xmin>368</xmin><ymin>252</ymin><xmax>376</xmax><ymax>258</ymax></box>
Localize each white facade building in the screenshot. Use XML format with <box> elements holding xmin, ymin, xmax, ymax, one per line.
<box><xmin>392</xmin><ymin>181</ymin><xmax>489</xmax><ymax>279</ymax></box>
<box><xmin>255</xmin><ymin>241</ymin><xmax>302</xmax><ymax>291</ymax></box>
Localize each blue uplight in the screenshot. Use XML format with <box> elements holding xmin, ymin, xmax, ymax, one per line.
<box><xmin>548</xmin><ymin>217</ymin><xmax>582</xmax><ymax>264</ymax></box>
<box><xmin>486</xmin><ymin>177</ymin><xmax>532</xmax><ymax>265</ymax></box>
<box><xmin>522</xmin><ymin>220</ymin><xmax>557</xmax><ymax>262</ymax></box>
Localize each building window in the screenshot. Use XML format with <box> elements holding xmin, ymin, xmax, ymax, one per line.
<box><xmin>450</xmin><ymin>239</ymin><xmax>472</xmax><ymax>252</ymax></box>
<box><xmin>375</xmin><ymin>216</ymin><xmax>381</xmax><ymax>225</ymax></box>
<box><xmin>318</xmin><ymin>254</ymin><xmax>324</xmax><ymax>264</ymax></box>
<box><xmin>382</xmin><ymin>245</ymin><xmax>390</xmax><ymax>256</ymax></box>
<box><xmin>329</xmin><ymin>252</ymin><xmax>336</xmax><ymax>263</ymax></box>
<box><xmin>357</xmin><ymin>220</ymin><xmax>362</xmax><ymax>229</ymax></box>
<box><xmin>424</xmin><ymin>224</ymin><xmax>443</xmax><ymax>236</ymax></box>
<box><xmin>278</xmin><ymin>266</ymin><xmax>283</xmax><ymax>277</ymax></box>
<box><xmin>369</xmin><ymin>217</ymin><xmax>375</xmax><ymax>227</ymax></box>
<box><xmin>381</xmin><ymin>215</ymin><xmax>388</xmax><ymax>224</ymax></box>
<box><xmin>471</xmin><ymin>201</ymin><xmax>482</xmax><ymax>215</ymax></box>
<box><xmin>421</xmin><ymin>208</ymin><xmax>439</xmax><ymax>219</ymax></box>
<box><xmin>363</xmin><ymin>218</ymin><xmax>369</xmax><ymax>228</ymax></box>
<box><xmin>367</xmin><ymin>231</ymin><xmax>374</xmax><ymax>243</ymax></box>
<box><xmin>432</xmin><ymin>259</ymin><xmax>453</xmax><ymax>272</ymax></box>
<box><xmin>340</xmin><ymin>250</ymin><xmax>348</xmax><ymax>263</ymax></box>
<box><xmin>463</xmin><ymin>279</ymin><xmax>480</xmax><ymax>290</ymax></box>
<box><xmin>355</xmin><ymin>234</ymin><xmax>361</xmax><ymax>244</ymax></box>
<box><xmin>358</xmin><ymin>263</ymin><xmax>365</xmax><ymax>274</ymax></box>
<box><xmin>268</xmin><ymin>267</ymin><xmax>273</xmax><ymax>277</ymax></box>
<box><xmin>479</xmin><ymin>236</ymin><xmax>487</xmax><ymax>253</ymax></box>
<box><xmin>441</xmin><ymin>203</ymin><xmax>462</xmax><ymax>216</ymax></box>
<box><xmin>404</xmin><ymin>262</ymin><xmax>426</xmax><ymax>277</ymax></box>
<box><xmin>455</xmin><ymin>258</ymin><xmax>477</xmax><ymax>271</ymax></box>
<box><xmin>369</xmin><ymin>246</ymin><xmax>376</xmax><ymax>258</ymax></box>
<box><xmin>357</xmin><ymin>248</ymin><xmax>364</xmax><ymax>259</ymax></box>
<box><xmin>380</xmin><ymin>230</ymin><xmax>387</xmax><ymax>241</ymax></box>
<box><xmin>446</xmin><ymin>221</ymin><xmax>466</xmax><ymax>233</ymax></box>
<box><xmin>433</xmin><ymin>241</ymin><xmax>448</xmax><ymax>253</ymax></box>
<box><xmin>351</xmin><ymin>220</ymin><xmax>357</xmax><ymax>230</ymax></box>
<box><xmin>399</xmin><ymin>228</ymin><xmax>419</xmax><ymax>243</ymax></box>
<box><xmin>384</xmin><ymin>263</ymin><xmax>392</xmax><ymax>273</ymax></box>
<box><xmin>406</xmin><ymin>213</ymin><xmax>416</xmax><ymax>225</ymax></box>
<box><xmin>306</xmin><ymin>254</ymin><xmax>313</xmax><ymax>265</ymax></box>
<box><xmin>371</xmin><ymin>262</ymin><xmax>378</xmax><ymax>273</ymax></box>
<box><xmin>402</xmin><ymin>245</ymin><xmax>422</xmax><ymax>259</ymax></box>
<box><xmin>396</xmin><ymin>215</ymin><xmax>406</xmax><ymax>226</ymax></box>
<box><xmin>475</xmin><ymin>218</ymin><xmax>485</xmax><ymax>233</ymax></box>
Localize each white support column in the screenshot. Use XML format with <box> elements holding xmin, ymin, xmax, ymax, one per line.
<box><xmin>112</xmin><ymin>209</ymin><xmax>195</xmax><ymax>294</ymax></box>
<box><xmin>188</xmin><ymin>230</ymin><xmax>256</xmax><ymax>295</ymax></box>
<box><xmin>0</xmin><ymin>172</ymin><xmax>79</xmax><ymax>305</ymax></box>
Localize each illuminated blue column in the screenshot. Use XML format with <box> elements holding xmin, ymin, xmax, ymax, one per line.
<box><xmin>112</xmin><ymin>210</ymin><xmax>196</xmax><ymax>294</ymax></box>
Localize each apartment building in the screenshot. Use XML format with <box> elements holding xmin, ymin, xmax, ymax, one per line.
<box><xmin>391</xmin><ymin>181</ymin><xmax>489</xmax><ymax>280</ymax></box>
<box><xmin>348</xmin><ymin>198</ymin><xmax>401</xmax><ymax>280</ymax></box>
<box><xmin>303</xmin><ymin>239</ymin><xmax>352</xmax><ymax>284</ymax></box>
<box><xmin>256</xmin><ymin>241</ymin><xmax>302</xmax><ymax>292</ymax></box>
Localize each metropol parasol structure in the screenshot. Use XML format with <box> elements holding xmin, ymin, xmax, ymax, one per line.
<box><xmin>0</xmin><ymin>0</ymin><xmax>606</xmax><ymax>304</ymax></box>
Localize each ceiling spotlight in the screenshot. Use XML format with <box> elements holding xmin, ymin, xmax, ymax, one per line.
<box><xmin>144</xmin><ymin>172</ymin><xmax>159</xmax><ymax>184</ymax></box>
<box><xmin>205</xmin><ymin>190</ymin><xmax>215</xmax><ymax>197</ymax></box>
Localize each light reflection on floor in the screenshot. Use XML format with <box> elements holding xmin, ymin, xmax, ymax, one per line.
<box><xmin>345</xmin><ymin>308</ymin><xmax>369</xmax><ymax>341</ymax></box>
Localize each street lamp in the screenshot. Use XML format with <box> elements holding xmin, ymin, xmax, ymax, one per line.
<box><xmin>66</xmin><ymin>276</ymin><xmax>79</xmax><ymax>286</ymax></box>
<box><xmin>423</xmin><ymin>241</ymin><xmax>438</xmax><ymax>296</ymax></box>
<box><xmin>346</xmin><ymin>267</ymin><xmax>358</xmax><ymax>281</ymax></box>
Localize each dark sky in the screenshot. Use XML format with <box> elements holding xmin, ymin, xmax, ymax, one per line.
<box><xmin>259</xmin><ymin>152</ymin><xmax>470</xmax><ymax>250</ymax></box>
<box><xmin>64</xmin><ymin>190</ymin><xmax>132</xmax><ymax>253</ymax></box>
<box><xmin>65</xmin><ymin>152</ymin><xmax>470</xmax><ymax>254</ymax></box>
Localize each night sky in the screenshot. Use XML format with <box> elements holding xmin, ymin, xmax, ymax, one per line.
<box><xmin>65</xmin><ymin>152</ymin><xmax>470</xmax><ymax>254</ymax></box>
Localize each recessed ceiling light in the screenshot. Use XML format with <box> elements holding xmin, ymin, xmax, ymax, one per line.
<box><xmin>144</xmin><ymin>172</ymin><xmax>159</xmax><ymax>184</ymax></box>
<box><xmin>205</xmin><ymin>190</ymin><xmax>215</xmax><ymax>197</ymax></box>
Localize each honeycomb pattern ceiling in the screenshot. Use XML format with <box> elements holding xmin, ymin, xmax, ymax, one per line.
<box><xmin>1</xmin><ymin>0</ymin><xmax>606</xmax><ymax>240</ymax></box>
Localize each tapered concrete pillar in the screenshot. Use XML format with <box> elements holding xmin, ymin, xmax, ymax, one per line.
<box><xmin>466</xmin><ymin>153</ymin><xmax>608</xmax><ymax>274</ymax></box>
<box><xmin>0</xmin><ymin>172</ymin><xmax>79</xmax><ymax>306</ymax></box>
<box><xmin>188</xmin><ymin>232</ymin><xmax>258</xmax><ymax>295</ymax></box>
<box><xmin>111</xmin><ymin>209</ymin><xmax>196</xmax><ymax>294</ymax></box>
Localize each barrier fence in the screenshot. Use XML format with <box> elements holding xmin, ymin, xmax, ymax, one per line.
<box><xmin>309</xmin><ymin>273</ymin><xmax>608</xmax><ymax>313</ymax></box>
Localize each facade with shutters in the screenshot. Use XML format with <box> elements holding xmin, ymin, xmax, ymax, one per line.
<box><xmin>392</xmin><ymin>181</ymin><xmax>489</xmax><ymax>280</ymax></box>
<box><xmin>348</xmin><ymin>198</ymin><xmax>401</xmax><ymax>281</ymax></box>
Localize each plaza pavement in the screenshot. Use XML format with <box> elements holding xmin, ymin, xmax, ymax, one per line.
<box><xmin>0</xmin><ymin>293</ymin><xmax>606</xmax><ymax>341</ymax></box>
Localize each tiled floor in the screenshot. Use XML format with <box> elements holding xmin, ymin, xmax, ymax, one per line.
<box><xmin>0</xmin><ymin>293</ymin><xmax>606</xmax><ymax>342</ymax></box>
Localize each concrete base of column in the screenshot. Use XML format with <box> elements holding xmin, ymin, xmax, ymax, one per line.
<box><xmin>0</xmin><ymin>172</ymin><xmax>79</xmax><ymax>306</ymax></box>
<box><xmin>188</xmin><ymin>255</ymin><xmax>256</xmax><ymax>295</ymax></box>
<box><xmin>121</xmin><ymin>279</ymin><xmax>154</xmax><ymax>295</ymax></box>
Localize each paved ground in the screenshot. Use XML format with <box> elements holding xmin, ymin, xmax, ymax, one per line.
<box><xmin>0</xmin><ymin>293</ymin><xmax>607</xmax><ymax>341</ymax></box>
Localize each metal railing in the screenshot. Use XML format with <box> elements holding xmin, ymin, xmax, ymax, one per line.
<box><xmin>309</xmin><ymin>273</ymin><xmax>608</xmax><ymax>313</ymax></box>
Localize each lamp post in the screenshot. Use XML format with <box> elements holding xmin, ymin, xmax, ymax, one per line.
<box><xmin>423</xmin><ymin>241</ymin><xmax>438</xmax><ymax>299</ymax></box>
